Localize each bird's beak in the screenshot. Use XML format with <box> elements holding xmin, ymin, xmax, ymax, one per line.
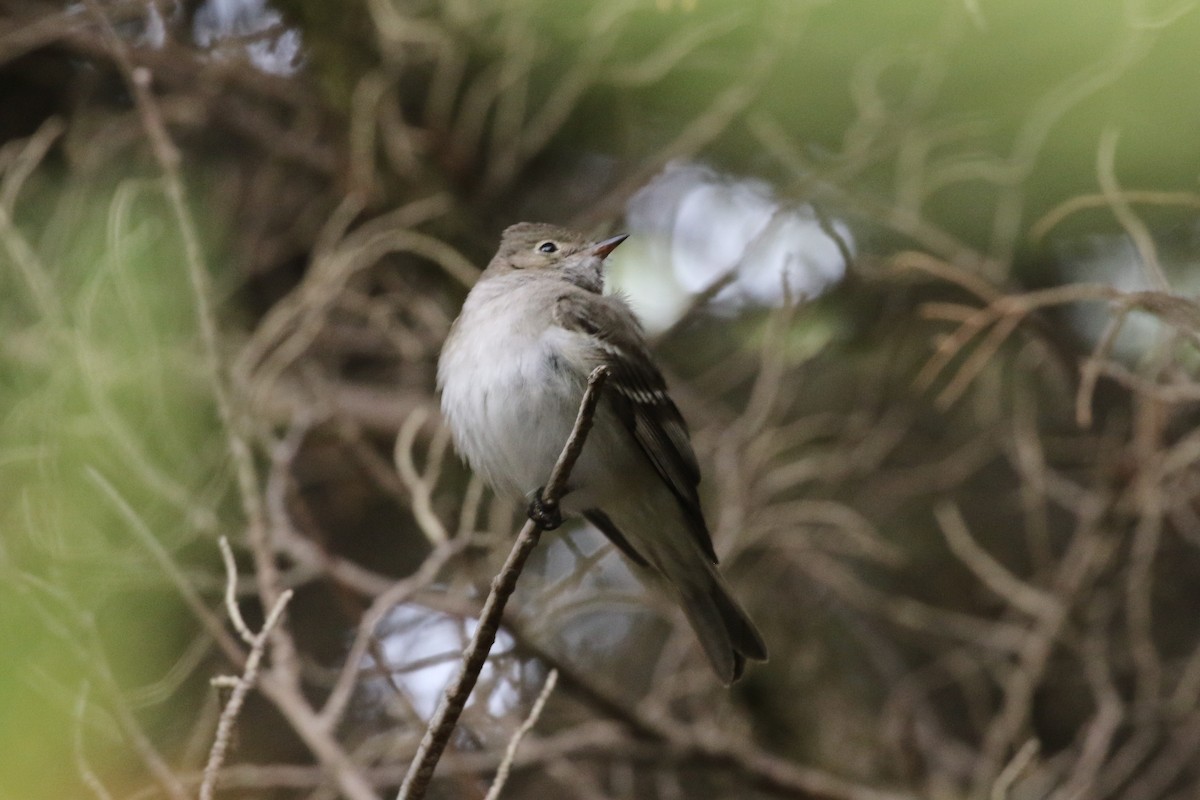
<box><xmin>591</xmin><ymin>233</ymin><xmax>628</xmax><ymax>260</ymax></box>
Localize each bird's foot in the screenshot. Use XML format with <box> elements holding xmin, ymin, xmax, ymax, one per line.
<box><xmin>527</xmin><ymin>488</ymin><xmax>562</xmax><ymax>530</ymax></box>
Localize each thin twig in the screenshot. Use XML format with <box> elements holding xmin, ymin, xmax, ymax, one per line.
<box><xmin>1096</xmin><ymin>127</ymin><xmax>1169</xmax><ymax>291</ymax></box>
<box><xmin>483</xmin><ymin>668</ymin><xmax>559</xmax><ymax>800</ymax></box>
<box><xmin>933</xmin><ymin>502</ymin><xmax>1061</xmax><ymax>620</ymax></box>
<box><xmin>653</xmin><ymin>268</ymin><xmax>739</xmax><ymax>345</ymax></box>
<box><xmin>990</xmin><ymin>738</ymin><xmax>1038</xmax><ymax>800</ymax></box>
<box><xmin>394</xmin><ymin>407</ymin><xmax>451</xmax><ymax>545</ymax></box>
<box><xmin>218</xmin><ymin>538</ymin><xmax>256</xmax><ymax>645</ymax></box>
<box><xmin>396</xmin><ymin>365</ymin><xmax>610</xmax><ymax>800</ymax></box>
<box><xmin>200</xmin><ymin>538</ymin><xmax>295</xmax><ymax>800</ymax></box>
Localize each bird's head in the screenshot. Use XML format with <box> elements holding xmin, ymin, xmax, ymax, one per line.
<box><xmin>487</xmin><ymin>222</ymin><xmax>627</xmax><ymax>293</ymax></box>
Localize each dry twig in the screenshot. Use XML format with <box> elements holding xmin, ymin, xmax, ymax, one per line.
<box><xmin>396</xmin><ymin>365</ymin><xmax>610</xmax><ymax>800</ymax></box>
<box><xmin>200</xmin><ymin>539</ymin><xmax>295</xmax><ymax>800</ymax></box>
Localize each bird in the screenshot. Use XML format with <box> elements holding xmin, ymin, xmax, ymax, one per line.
<box><xmin>437</xmin><ymin>222</ymin><xmax>767</xmax><ymax>684</ymax></box>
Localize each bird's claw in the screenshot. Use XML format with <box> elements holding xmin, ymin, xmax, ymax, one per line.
<box><xmin>527</xmin><ymin>488</ymin><xmax>562</xmax><ymax>530</ymax></box>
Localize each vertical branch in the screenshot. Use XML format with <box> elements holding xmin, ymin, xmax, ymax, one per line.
<box><xmin>396</xmin><ymin>366</ymin><xmax>609</xmax><ymax>800</ymax></box>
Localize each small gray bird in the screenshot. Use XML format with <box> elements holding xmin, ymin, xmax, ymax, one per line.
<box><xmin>438</xmin><ymin>222</ymin><xmax>767</xmax><ymax>683</ymax></box>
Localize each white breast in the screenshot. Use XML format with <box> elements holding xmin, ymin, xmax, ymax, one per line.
<box><xmin>438</xmin><ymin>274</ymin><xmax>590</xmax><ymax>500</ymax></box>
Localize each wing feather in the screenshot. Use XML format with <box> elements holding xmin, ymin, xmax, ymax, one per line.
<box><xmin>555</xmin><ymin>292</ymin><xmax>717</xmax><ymax>564</ymax></box>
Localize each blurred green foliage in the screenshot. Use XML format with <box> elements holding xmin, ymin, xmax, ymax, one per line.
<box><xmin>0</xmin><ymin>172</ymin><xmax>226</xmax><ymax>798</ymax></box>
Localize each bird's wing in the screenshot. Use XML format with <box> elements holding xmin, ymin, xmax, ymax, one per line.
<box><xmin>554</xmin><ymin>291</ymin><xmax>717</xmax><ymax>564</ymax></box>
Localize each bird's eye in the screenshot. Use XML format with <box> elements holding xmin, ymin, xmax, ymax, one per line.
<box><xmin>537</xmin><ymin>241</ymin><xmax>558</xmax><ymax>253</ymax></box>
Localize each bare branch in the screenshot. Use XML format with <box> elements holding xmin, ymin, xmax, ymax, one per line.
<box><xmin>200</xmin><ymin>538</ymin><xmax>295</xmax><ymax>800</ymax></box>
<box><xmin>396</xmin><ymin>365</ymin><xmax>610</xmax><ymax>800</ymax></box>
<box><xmin>483</xmin><ymin>668</ymin><xmax>559</xmax><ymax>800</ymax></box>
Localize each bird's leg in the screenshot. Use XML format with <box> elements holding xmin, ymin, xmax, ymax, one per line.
<box><xmin>527</xmin><ymin>487</ymin><xmax>563</xmax><ymax>530</ymax></box>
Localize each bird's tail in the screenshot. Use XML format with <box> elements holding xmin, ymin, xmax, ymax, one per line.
<box><xmin>677</xmin><ymin>565</ymin><xmax>768</xmax><ymax>685</ymax></box>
